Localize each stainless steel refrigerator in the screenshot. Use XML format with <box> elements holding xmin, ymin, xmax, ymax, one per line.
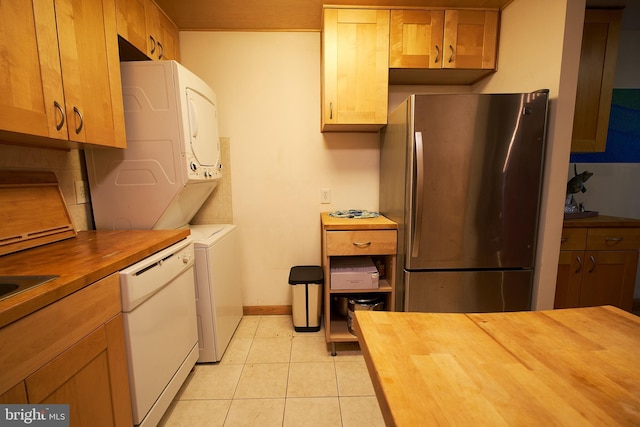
<box><xmin>380</xmin><ymin>91</ymin><xmax>549</xmax><ymax>312</ymax></box>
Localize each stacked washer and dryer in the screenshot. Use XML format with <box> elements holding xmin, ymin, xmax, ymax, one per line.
<box><xmin>86</xmin><ymin>61</ymin><xmax>242</xmax><ymax>426</ymax></box>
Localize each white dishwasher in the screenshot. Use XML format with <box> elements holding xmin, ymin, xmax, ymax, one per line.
<box><xmin>119</xmin><ymin>238</ymin><xmax>198</xmax><ymax>427</ymax></box>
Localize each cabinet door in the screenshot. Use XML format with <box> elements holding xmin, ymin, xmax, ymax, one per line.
<box><xmin>389</xmin><ymin>10</ymin><xmax>444</xmax><ymax>68</ymax></box>
<box><xmin>115</xmin><ymin>0</ymin><xmax>147</xmax><ymax>53</ymax></box>
<box><xmin>0</xmin><ymin>382</ymin><xmax>27</xmax><ymax>404</ymax></box>
<box><xmin>579</xmin><ymin>251</ymin><xmax>638</xmax><ymax>311</ymax></box>
<box><xmin>442</xmin><ymin>10</ymin><xmax>498</xmax><ymax>70</ymax></box>
<box><xmin>145</xmin><ymin>0</ymin><xmax>162</xmax><ymax>59</ymax></box>
<box><xmin>26</xmin><ymin>327</ymin><xmax>116</xmax><ymax>427</ymax></box>
<box><xmin>571</xmin><ymin>9</ymin><xmax>622</xmax><ymax>153</ymax></box>
<box><xmin>158</xmin><ymin>10</ymin><xmax>180</xmax><ymax>61</ymax></box>
<box><xmin>54</xmin><ymin>0</ymin><xmax>125</xmax><ymax>147</ymax></box>
<box><xmin>0</xmin><ymin>1</ymin><xmax>67</xmax><ymax>140</ymax></box>
<box><xmin>554</xmin><ymin>251</ymin><xmax>584</xmax><ymax>309</ymax></box>
<box><xmin>322</xmin><ymin>8</ymin><xmax>389</xmax><ymax>131</ymax></box>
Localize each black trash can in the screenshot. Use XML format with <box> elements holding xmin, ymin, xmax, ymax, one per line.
<box><xmin>288</xmin><ymin>266</ymin><xmax>324</xmax><ymax>332</ymax></box>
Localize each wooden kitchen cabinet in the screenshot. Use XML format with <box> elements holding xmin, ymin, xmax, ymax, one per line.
<box><xmin>117</xmin><ymin>0</ymin><xmax>180</xmax><ymax>61</ymax></box>
<box><xmin>115</xmin><ymin>0</ymin><xmax>148</xmax><ymax>54</ymax></box>
<box><xmin>0</xmin><ymin>0</ymin><xmax>126</xmax><ymax>149</ymax></box>
<box><xmin>390</xmin><ymin>9</ymin><xmax>498</xmax><ymax>70</ymax></box>
<box><xmin>0</xmin><ymin>273</ymin><xmax>133</xmax><ymax>426</ymax></box>
<box><xmin>554</xmin><ymin>217</ymin><xmax>640</xmax><ymax>311</ymax></box>
<box><xmin>321</xmin><ymin>213</ymin><xmax>397</xmax><ymax>355</ymax></box>
<box><xmin>571</xmin><ymin>9</ymin><xmax>622</xmax><ymax>152</ymax></box>
<box><xmin>321</xmin><ymin>7</ymin><xmax>390</xmax><ymax>132</ymax></box>
<box><xmin>144</xmin><ymin>0</ymin><xmax>180</xmax><ymax>61</ymax></box>
<box><xmin>389</xmin><ymin>8</ymin><xmax>498</xmax><ymax>84</ymax></box>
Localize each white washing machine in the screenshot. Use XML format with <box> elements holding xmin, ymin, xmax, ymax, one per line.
<box><xmin>190</xmin><ymin>224</ymin><xmax>244</xmax><ymax>362</ymax></box>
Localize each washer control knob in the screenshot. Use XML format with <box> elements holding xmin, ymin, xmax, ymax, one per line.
<box><xmin>190</xmin><ymin>162</ymin><xmax>197</xmax><ymax>172</ymax></box>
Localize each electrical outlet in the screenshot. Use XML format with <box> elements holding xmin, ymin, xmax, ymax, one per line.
<box><xmin>320</xmin><ymin>188</ymin><xmax>331</xmax><ymax>204</ymax></box>
<box><xmin>75</xmin><ymin>181</ymin><xmax>88</xmax><ymax>204</ymax></box>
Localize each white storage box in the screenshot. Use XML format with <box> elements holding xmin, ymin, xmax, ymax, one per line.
<box><xmin>330</xmin><ymin>256</ymin><xmax>379</xmax><ymax>290</ymax></box>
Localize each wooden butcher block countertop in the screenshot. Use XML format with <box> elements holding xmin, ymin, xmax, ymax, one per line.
<box><xmin>321</xmin><ymin>212</ymin><xmax>397</xmax><ymax>230</ymax></box>
<box><xmin>354</xmin><ymin>307</ymin><xmax>640</xmax><ymax>427</ymax></box>
<box><xmin>0</xmin><ymin>229</ymin><xmax>189</xmax><ymax>328</ymax></box>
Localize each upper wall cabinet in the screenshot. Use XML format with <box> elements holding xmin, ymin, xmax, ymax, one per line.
<box><xmin>571</xmin><ymin>9</ymin><xmax>622</xmax><ymax>153</ymax></box>
<box><xmin>0</xmin><ymin>0</ymin><xmax>126</xmax><ymax>149</ymax></box>
<box><xmin>116</xmin><ymin>0</ymin><xmax>180</xmax><ymax>61</ymax></box>
<box><xmin>389</xmin><ymin>9</ymin><xmax>499</xmax><ymax>84</ymax></box>
<box><xmin>322</xmin><ymin>8</ymin><xmax>390</xmax><ymax>132</ymax></box>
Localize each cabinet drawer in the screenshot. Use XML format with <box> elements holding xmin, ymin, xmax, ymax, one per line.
<box><xmin>586</xmin><ymin>228</ymin><xmax>640</xmax><ymax>251</ymax></box>
<box><xmin>560</xmin><ymin>228</ymin><xmax>587</xmax><ymax>251</ymax></box>
<box><xmin>326</xmin><ymin>230</ymin><xmax>396</xmax><ymax>256</ymax></box>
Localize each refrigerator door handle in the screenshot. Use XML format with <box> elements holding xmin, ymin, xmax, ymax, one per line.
<box><xmin>412</xmin><ymin>131</ymin><xmax>425</xmax><ymax>258</ymax></box>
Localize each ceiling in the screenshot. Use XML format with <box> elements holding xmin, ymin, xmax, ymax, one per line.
<box><xmin>154</xmin><ymin>0</ymin><xmax>636</xmax><ymax>31</ymax></box>
<box><xmin>154</xmin><ymin>0</ymin><xmax>514</xmax><ymax>31</ymax></box>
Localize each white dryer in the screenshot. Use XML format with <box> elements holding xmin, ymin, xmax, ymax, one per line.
<box><xmin>86</xmin><ymin>60</ymin><xmax>221</xmax><ymax>230</ymax></box>
<box><xmin>190</xmin><ymin>224</ymin><xmax>244</xmax><ymax>362</ymax></box>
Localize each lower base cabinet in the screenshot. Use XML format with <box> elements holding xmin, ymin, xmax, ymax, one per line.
<box><xmin>555</xmin><ymin>219</ymin><xmax>640</xmax><ymax>311</ymax></box>
<box><xmin>0</xmin><ymin>273</ymin><xmax>133</xmax><ymax>426</ymax></box>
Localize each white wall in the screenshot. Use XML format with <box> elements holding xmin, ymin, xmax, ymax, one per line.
<box><xmin>474</xmin><ymin>0</ymin><xmax>585</xmax><ymax>309</ymax></box>
<box><xmin>180</xmin><ymin>32</ymin><xmax>380</xmax><ymax>307</ymax></box>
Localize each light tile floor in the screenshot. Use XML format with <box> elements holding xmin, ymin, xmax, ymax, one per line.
<box><xmin>158</xmin><ymin>315</ymin><xmax>386</xmax><ymax>427</ymax></box>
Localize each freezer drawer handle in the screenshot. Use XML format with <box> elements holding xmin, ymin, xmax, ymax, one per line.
<box><xmin>352</xmin><ymin>241</ymin><xmax>371</xmax><ymax>248</ymax></box>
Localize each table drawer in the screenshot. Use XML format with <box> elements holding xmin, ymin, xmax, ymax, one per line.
<box><xmin>560</xmin><ymin>228</ymin><xmax>587</xmax><ymax>251</ymax></box>
<box><xmin>586</xmin><ymin>228</ymin><xmax>640</xmax><ymax>251</ymax></box>
<box><xmin>326</xmin><ymin>230</ymin><xmax>396</xmax><ymax>256</ymax></box>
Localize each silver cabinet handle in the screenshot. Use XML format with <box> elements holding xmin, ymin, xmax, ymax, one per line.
<box><xmin>73</xmin><ymin>106</ymin><xmax>83</xmax><ymax>134</ymax></box>
<box><xmin>352</xmin><ymin>241</ymin><xmax>371</xmax><ymax>248</ymax></box>
<box><xmin>575</xmin><ymin>256</ymin><xmax>582</xmax><ymax>274</ymax></box>
<box><xmin>561</xmin><ymin>237</ymin><xmax>568</xmax><ymax>243</ymax></box>
<box><xmin>449</xmin><ymin>45</ymin><xmax>454</xmax><ymax>63</ymax></box>
<box><xmin>434</xmin><ymin>45</ymin><xmax>440</xmax><ymax>63</ymax></box>
<box><xmin>411</xmin><ymin>131</ymin><xmax>424</xmax><ymax>258</ymax></box>
<box><xmin>54</xmin><ymin>101</ymin><xmax>65</xmax><ymax>131</ymax></box>
<box><xmin>329</xmin><ymin>102</ymin><xmax>333</xmax><ymax>120</ymax></box>
<box><xmin>149</xmin><ymin>35</ymin><xmax>156</xmax><ymax>54</ymax></box>
<box><xmin>158</xmin><ymin>42</ymin><xmax>164</xmax><ymax>59</ymax></box>
<box><xmin>605</xmin><ymin>237</ymin><xmax>623</xmax><ymax>242</ymax></box>
<box><xmin>588</xmin><ymin>255</ymin><xmax>596</xmax><ymax>273</ymax></box>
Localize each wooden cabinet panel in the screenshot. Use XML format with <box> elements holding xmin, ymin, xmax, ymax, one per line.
<box><xmin>571</xmin><ymin>9</ymin><xmax>622</xmax><ymax>152</ymax></box>
<box><xmin>443</xmin><ymin>9</ymin><xmax>498</xmax><ymax>70</ymax></box>
<box><xmin>560</xmin><ymin>227</ymin><xmax>588</xmax><ymax>251</ymax></box>
<box><xmin>1</xmin><ymin>0</ymin><xmax>67</xmax><ymax>140</ymax></box>
<box><xmin>115</xmin><ymin>0</ymin><xmax>147</xmax><ymax>53</ymax></box>
<box><xmin>579</xmin><ymin>251</ymin><xmax>638</xmax><ymax>311</ymax></box>
<box><xmin>326</xmin><ymin>230</ymin><xmax>397</xmax><ymax>256</ymax></box>
<box><xmin>390</xmin><ymin>9</ymin><xmax>498</xmax><ymax>71</ymax></box>
<box><xmin>158</xmin><ymin>9</ymin><xmax>180</xmax><ymax>61</ymax></box>
<box><xmin>554</xmin><ymin>250</ymin><xmax>583</xmax><ymax>309</ymax></box>
<box><xmin>1</xmin><ymin>0</ymin><xmax>125</xmax><ymax>149</ymax></box>
<box><xmin>555</xmin><ymin>224</ymin><xmax>639</xmax><ymax>312</ymax></box>
<box><xmin>586</xmin><ymin>227</ymin><xmax>640</xmax><ymax>251</ymax></box>
<box><xmin>55</xmin><ymin>0</ymin><xmax>124</xmax><ymax>147</ymax></box>
<box><xmin>0</xmin><ymin>382</ymin><xmax>27</xmax><ymax>404</ymax></box>
<box><xmin>390</xmin><ymin>10</ymin><xmax>443</xmax><ymax>68</ymax></box>
<box><xmin>322</xmin><ymin>8</ymin><xmax>389</xmax><ymax>132</ymax></box>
